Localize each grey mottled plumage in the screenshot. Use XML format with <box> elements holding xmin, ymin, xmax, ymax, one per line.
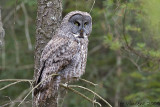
<box><xmin>34</xmin><ymin>11</ymin><xmax>92</xmax><ymax>106</ymax></box>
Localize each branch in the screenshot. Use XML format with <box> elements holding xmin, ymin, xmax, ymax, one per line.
<box><xmin>60</xmin><ymin>84</ymin><xmax>102</xmax><ymax>107</ymax></box>
<box><xmin>3</xmin><ymin>2</ymin><xmax>22</xmax><ymax>24</ymax></box>
<box><xmin>69</xmin><ymin>85</ymin><xmax>112</xmax><ymax>107</ymax></box>
<box><xmin>9</xmin><ymin>88</ymin><xmax>30</xmax><ymax>107</ymax></box>
<box><xmin>21</xmin><ymin>3</ymin><xmax>32</xmax><ymax>51</ymax></box>
<box><xmin>1</xmin><ymin>100</ymin><xmax>31</xmax><ymax>107</ymax></box>
<box><xmin>11</xmin><ymin>24</ymin><xmax>20</xmax><ymax>64</ymax></box>
<box><xmin>88</xmin><ymin>44</ymin><xmax>103</xmax><ymax>55</ymax></box>
<box><xmin>89</xmin><ymin>0</ymin><xmax>96</xmax><ymax>13</ymax></box>
<box><xmin>0</xmin><ymin>77</ymin><xmax>110</xmax><ymax>106</ymax></box>
<box><xmin>0</xmin><ymin>81</ymin><xmax>22</xmax><ymax>91</ymax></box>
<box><xmin>0</xmin><ymin>79</ymin><xmax>33</xmax><ymax>82</ymax></box>
<box><xmin>18</xmin><ymin>73</ymin><xmax>58</xmax><ymax>106</ymax></box>
<box><xmin>79</xmin><ymin>78</ymin><xmax>98</xmax><ymax>86</ymax></box>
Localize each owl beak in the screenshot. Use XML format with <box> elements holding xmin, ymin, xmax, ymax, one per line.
<box><xmin>79</xmin><ymin>29</ymin><xmax>84</xmax><ymax>38</ymax></box>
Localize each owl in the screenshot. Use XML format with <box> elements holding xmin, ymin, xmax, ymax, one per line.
<box><xmin>34</xmin><ymin>11</ymin><xmax>92</xmax><ymax>106</ymax></box>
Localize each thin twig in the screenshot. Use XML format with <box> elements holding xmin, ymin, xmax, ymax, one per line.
<box><xmin>69</xmin><ymin>85</ymin><xmax>112</xmax><ymax>107</ymax></box>
<box><xmin>89</xmin><ymin>0</ymin><xmax>96</xmax><ymax>13</ymax></box>
<box><xmin>0</xmin><ymin>77</ymin><xmax>108</xmax><ymax>106</ymax></box>
<box><xmin>3</xmin><ymin>3</ymin><xmax>21</xmax><ymax>24</ymax></box>
<box><xmin>21</xmin><ymin>3</ymin><xmax>32</xmax><ymax>50</ymax></box>
<box><xmin>9</xmin><ymin>88</ymin><xmax>30</xmax><ymax>107</ymax></box>
<box><xmin>0</xmin><ymin>81</ymin><xmax>22</xmax><ymax>91</ymax></box>
<box><xmin>11</xmin><ymin>24</ymin><xmax>20</xmax><ymax>64</ymax></box>
<box><xmin>79</xmin><ymin>78</ymin><xmax>98</xmax><ymax>86</ymax></box>
<box><xmin>1</xmin><ymin>100</ymin><xmax>31</xmax><ymax>107</ymax></box>
<box><xmin>0</xmin><ymin>79</ymin><xmax>33</xmax><ymax>82</ymax></box>
<box><xmin>14</xmin><ymin>0</ymin><xmax>18</xmax><ymax>24</ymax></box>
<box><xmin>18</xmin><ymin>73</ymin><xmax>58</xmax><ymax>106</ymax></box>
<box><xmin>89</xmin><ymin>44</ymin><xmax>102</xmax><ymax>55</ymax></box>
<box><xmin>60</xmin><ymin>83</ymin><xmax>102</xmax><ymax>107</ymax></box>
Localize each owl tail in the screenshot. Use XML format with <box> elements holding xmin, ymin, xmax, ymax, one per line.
<box><xmin>34</xmin><ymin>76</ymin><xmax>61</xmax><ymax>107</ymax></box>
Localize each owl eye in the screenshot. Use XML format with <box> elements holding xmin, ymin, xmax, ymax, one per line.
<box><xmin>84</xmin><ymin>22</ymin><xmax>88</xmax><ymax>26</ymax></box>
<box><xmin>74</xmin><ymin>21</ymin><xmax>80</xmax><ymax>26</ymax></box>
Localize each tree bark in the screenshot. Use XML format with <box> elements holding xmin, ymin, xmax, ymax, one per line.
<box><xmin>33</xmin><ymin>0</ymin><xmax>62</xmax><ymax>106</ymax></box>
<box><xmin>0</xmin><ymin>7</ymin><xmax>5</xmax><ymax>68</ymax></box>
<box><xmin>0</xmin><ymin>7</ymin><xmax>5</xmax><ymax>52</ymax></box>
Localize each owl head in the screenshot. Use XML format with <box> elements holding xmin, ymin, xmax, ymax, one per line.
<box><xmin>59</xmin><ymin>11</ymin><xmax>92</xmax><ymax>39</ymax></box>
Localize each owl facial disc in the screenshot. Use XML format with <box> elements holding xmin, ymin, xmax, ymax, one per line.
<box><xmin>68</xmin><ymin>13</ymin><xmax>92</xmax><ymax>39</ymax></box>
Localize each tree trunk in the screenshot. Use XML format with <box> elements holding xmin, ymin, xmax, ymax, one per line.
<box><xmin>33</xmin><ymin>0</ymin><xmax>62</xmax><ymax>106</ymax></box>
<box><xmin>0</xmin><ymin>7</ymin><xmax>5</xmax><ymax>52</ymax></box>
<box><xmin>0</xmin><ymin>7</ymin><xmax>5</xmax><ymax>68</ymax></box>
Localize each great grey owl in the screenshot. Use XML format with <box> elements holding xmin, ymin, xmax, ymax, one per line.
<box><xmin>34</xmin><ymin>11</ymin><xmax>92</xmax><ymax>106</ymax></box>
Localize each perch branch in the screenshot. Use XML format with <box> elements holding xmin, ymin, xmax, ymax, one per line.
<box><xmin>60</xmin><ymin>83</ymin><xmax>102</xmax><ymax>107</ymax></box>
<box><xmin>0</xmin><ymin>77</ymin><xmax>109</xmax><ymax>106</ymax></box>
<box><xmin>0</xmin><ymin>81</ymin><xmax>22</xmax><ymax>91</ymax></box>
<box><xmin>0</xmin><ymin>79</ymin><xmax>33</xmax><ymax>82</ymax></box>
<box><xmin>69</xmin><ymin>85</ymin><xmax>112</xmax><ymax>107</ymax></box>
<box><xmin>79</xmin><ymin>78</ymin><xmax>98</xmax><ymax>86</ymax></box>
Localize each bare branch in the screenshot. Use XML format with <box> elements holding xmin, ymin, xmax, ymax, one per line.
<box><xmin>18</xmin><ymin>73</ymin><xmax>58</xmax><ymax>106</ymax></box>
<box><xmin>0</xmin><ymin>79</ymin><xmax>33</xmax><ymax>83</ymax></box>
<box><xmin>60</xmin><ymin>83</ymin><xmax>102</xmax><ymax>107</ymax></box>
<box><xmin>9</xmin><ymin>88</ymin><xmax>31</xmax><ymax>107</ymax></box>
<box><xmin>1</xmin><ymin>100</ymin><xmax>31</xmax><ymax>107</ymax></box>
<box><xmin>21</xmin><ymin>3</ymin><xmax>32</xmax><ymax>51</ymax></box>
<box><xmin>11</xmin><ymin>24</ymin><xmax>20</xmax><ymax>64</ymax></box>
<box><xmin>3</xmin><ymin>2</ymin><xmax>22</xmax><ymax>24</ymax></box>
<box><xmin>0</xmin><ymin>81</ymin><xmax>22</xmax><ymax>91</ymax></box>
<box><xmin>89</xmin><ymin>0</ymin><xmax>96</xmax><ymax>13</ymax></box>
<box><xmin>89</xmin><ymin>44</ymin><xmax>103</xmax><ymax>55</ymax></box>
<box><xmin>69</xmin><ymin>85</ymin><xmax>112</xmax><ymax>107</ymax></box>
<box><xmin>79</xmin><ymin>78</ymin><xmax>98</xmax><ymax>86</ymax></box>
<box><xmin>0</xmin><ymin>77</ymin><xmax>109</xmax><ymax>106</ymax></box>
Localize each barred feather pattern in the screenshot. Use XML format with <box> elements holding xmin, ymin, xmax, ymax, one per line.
<box><xmin>33</xmin><ymin>11</ymin><xmax>92</xmax><ymax>107</ymax></box>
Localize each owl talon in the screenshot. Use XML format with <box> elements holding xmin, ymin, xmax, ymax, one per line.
<box><xmin>63</xmin><ymin>83</ymin><xmax>68</xmax><ymax>87</ymax></box>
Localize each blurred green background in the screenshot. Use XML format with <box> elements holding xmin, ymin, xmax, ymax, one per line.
<box><xmin>1</xmin><ymin>0</ymin><xmax>160</xmax><ymax>107</ymax></box>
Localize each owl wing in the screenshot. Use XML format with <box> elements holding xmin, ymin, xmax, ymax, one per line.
<box><xmin>35</xmin><ymin>36</ymin><xmax>78</xmax><ymax>86</ymax></box>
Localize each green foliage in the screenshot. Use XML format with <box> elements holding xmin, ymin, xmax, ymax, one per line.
<box><xmin>104</xmin><ymin>33</ymin><xmax>122</xmax><ymax>50</ymax></box>
<box><xmin>130</xmin><ymin>72</ymin><xmax>143</xmax><ymax>79</ymax></box>
<box><xmin>103</xmin><ymin>0</ymin><xmax>160</xmax><ymax>106</ymax></box>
